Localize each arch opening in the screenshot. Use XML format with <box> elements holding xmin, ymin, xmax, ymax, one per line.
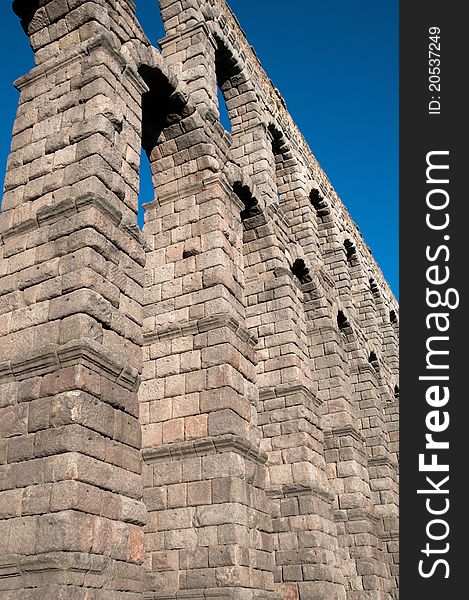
<box><xmin>292</xmin><ymin>259</ymin><xmax>312</xmax><ymax>285</ymax></box>
<box><xmin>138</xmin><ymin>151</ymin><xmax>153</xmax><ymax>230</ymax></box>
<box><xmin>337</xmin><ymin>310</ymin><xmax>351</xmax><ymax>332</ymax></box>
<box><xmin>217</xmin><ymin>85</ymin><xmax>231</xmax><ymax>132</ymax></box>
<box><xmin>369</xmin><ymin>278</ymin><xmax>380</xmax><ymax>297</ymax></box>
<box><xmin>137</xmin><ymin>65</ymin><xmax>189</xmax><ymax>229</ymax></box>
<box><xmin>344</xmin><ymin>238</ymin><xmax>358</xmax><ymax>266</ymax></box>
<box><xmin>234</xmin><ymin>182</ymin><xmax>265</xmax><ymax>232</ymax></box>
<box><xmin>139</xmin><ymin>65</ymin><xmax>179</xmax><ymax>157</ymax></box>
<box><xmin>368</xmin><ymin>351</ymin><xmax>379</xmax><ymax>371</ymax></box>
<box><xmin>268</xmin><ymin>125</ymin><xmax>289</xmax><ymax>203</ymax></box>
<box><xmin>215</xmin><ymin>40</ymin><xmax>239</xmax><ymax>132</ymax></box>
<box><xmin>310</xmin><ymin>188</ymin><xmax>329</xmax><ymax>219</ymax></box>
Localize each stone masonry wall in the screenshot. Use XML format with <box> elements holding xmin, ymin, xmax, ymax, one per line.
<box><xmin>0</xmin><ymin>1</ymin><xmax>399</xmax><ymax>599</ymax></box>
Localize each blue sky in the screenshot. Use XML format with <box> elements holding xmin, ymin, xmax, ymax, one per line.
<box><xmin>0</xmin><ymin>1</ymin><xmax>398</xmax><ymax>298</ymax></box>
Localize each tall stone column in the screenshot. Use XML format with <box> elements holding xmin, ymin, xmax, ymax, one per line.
<box><xmin>0</xmin><ymin>1</ymin><xmax>148</xmax><ymax>597</ymax></box>
<box><xmin>346</xmin><ymin>267</ymin><xmax>399</xmax><ymax>600</ymax></box>
<box><xmin>139</xmin><ymin>106</ymin><xmax>280</xmax><ymax>597</ymax></box>
<box><xmin>383</xmin><ymin>397</ymin><xmax>399</xmax><ymax>599</ymax></box>
<box><xmin>158</xmin><ymin>0</ymin><xmax>219</xmax><ymax>116</ymax></box>
<box><xmin>238</xmin><ymin>213</ymin><xmax>347</xmax><ymax>599</ymax></box>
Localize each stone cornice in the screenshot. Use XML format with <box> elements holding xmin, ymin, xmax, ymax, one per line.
<box><xmin>0</xmin><ymin>339</ymin><xmax>139</xmax><ymax>390</ymax></box>
<box><xmin>143</xmin><ymin>433</ymin><xmax>267</xmax><ymax>465</ymax></box>
<box><xmin>324</xmin><ymin>425</ymin><xmax>365</xmax><ymax>444</ymax></box>
<box><xmin>15</xmin><ymin>33</ymin><xmax>124</xmax><ymax>91</ymax></box>
<box><xmin>259</xmin><ymin>381</ymin><xmax>322</xmax><ymax>407</ymax></box>
<box><xmin>143</xmin><ymin>312</ymin><xmax>258</xmax><ymax>348</ymax></box>
<box><xmin>266</xmin><ymin>482</ymin><xmax>335</xmax><ymax>504</ymax></box>
<box><xmin>2</xmin><ymin>192</ymin><xmax>146</xmax><ymax>267</ymax></box>
<box><xmin>0</xmin><ymin>551</ymin><xmax>109</xmax><ymax>580</ymax></box>
<box><xmin>352</xmin><ymin>363</ymin><xmax>379</xmax><ymax>377</ymax></box>
<box><xmin>334</xmin><ymin>507</ymin><xmax>380</xmax><ymax>526</ymax></box>
<box><xmin>380</xmin><ymin>530</ymin><xmax>399</xmax><ymax>542</ymax></box>
<box><xmin>159</xmin><ymin>21</ymin><xmax>218</xmax><ymax>52</ymax></box>
<box><xmin>2</xmin><ymin>192</ymin><xmax>122</xmax><ymax>241</ymax></box>
<box><xmin>368</xmin><ymin>455</ymin><xmax>396</xmax><ymax>468</ymax></box>
<box><xmin>14</xmin><ymin>31</ymin><xmax>148</xmax><ymax>96</ymax></box>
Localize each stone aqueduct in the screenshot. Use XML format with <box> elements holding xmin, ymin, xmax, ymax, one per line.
<box><xmin>0</xmin><ymin>1</ymin><xmax>399</xmax><ymax>599</ymax></box>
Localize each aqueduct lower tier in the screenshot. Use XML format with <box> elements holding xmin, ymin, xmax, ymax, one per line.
<box><xmin>0</xmin><ymin>1</ymin><xmax>399</xmax><ymax>599</ymax></box>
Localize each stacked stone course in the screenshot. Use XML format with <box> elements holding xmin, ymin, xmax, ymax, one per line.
<box><xmin>0</xmin><ymin>1</ymin><xmax>399</xmax><ymax>599</ymax></box>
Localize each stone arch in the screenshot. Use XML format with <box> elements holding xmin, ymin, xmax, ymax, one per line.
<box><xmin>13</xmin><ymin>0</ymin><xmax>74</xmax><ymax>43</ymax></box>
<box><xmin>369</xmin><ymin>276</ymin><xmax>380</xmax><ymax>298</ymax></box>
<box><xmin>348</xmin><ymin>261</ymin><xmax>400</xmax><ymax>396</ymax></box>
<box><xmin>267</xmin><ymin>123</ymin><xmax>299</xmax><ymax>204</ymax></box>
<box><xmin>232</xmin><ymin>180</ymin><xmax>265</xmax><ymax>228</ymax></box>
<box><xmin>337</xmin><ymin>308</ymin><xmax>353</xmax><ymax>334</ymax></box>
<box><xmin>232</xmin><ymin>178</ymin><xmax>283</xmax><ymax>302</ymax></box>
<box><xmin>343</xmin><ymin>237</ymin><xmax>359</xmax><ymax>267</ymax></box>
<box><xmin>301</xmin><ymin>183</ymin><xmax>332</xmax><ymax>265</ymax></box>
<box><xmin>368</xmin><ymin>349</ymin><xmax>379</xmax><ymax>369</ymax></box>
<box><xmin>212</xmin><ymin>33</ymin><xmax>244</xmax><ymax>133</ymax></box>
<box><xmin>309</xmin><ymin>185</ymin><xmax>331</xmax><ymax>220</ymax></box>
<box><xmin>208</xmin><ymin>16</ymin><xmax>263</xmax><ymax>130</ymax></box>
<box><xmin>291</xmin><ymin>258</ymin><xmax>312</xmax><ymax>284</ymax></box>
<box><xmin>139</xmin><ymin>66</ymin><xmax>189</xmax><ymax>156</ymax></box>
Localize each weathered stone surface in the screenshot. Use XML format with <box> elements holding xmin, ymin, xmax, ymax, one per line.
<box><xmin>0</xmin><ymin>1</ymin><xmax>398</xmax><ymax>600</ymax></box>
